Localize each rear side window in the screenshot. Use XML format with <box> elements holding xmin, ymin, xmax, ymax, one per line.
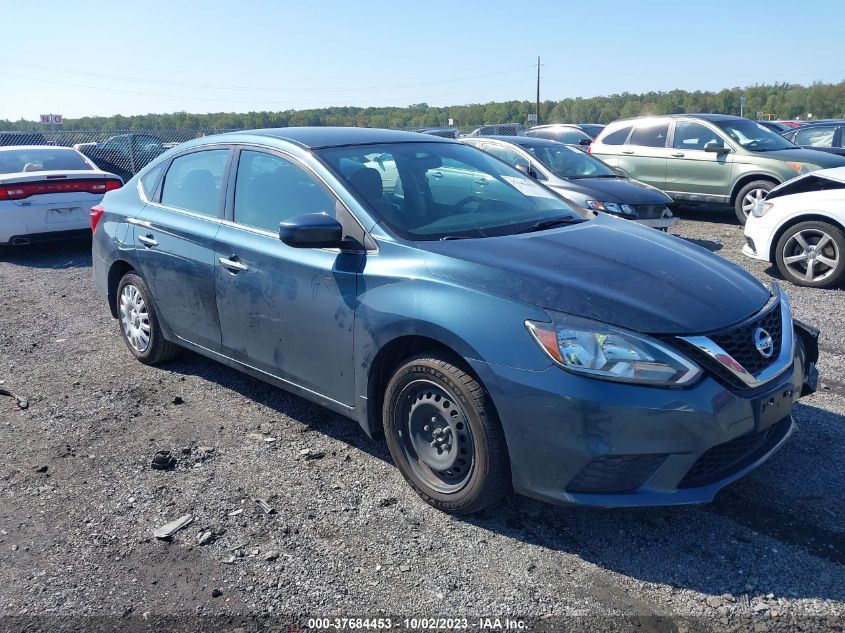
<box><xmin>795</xmin><ymin>126</ymin><xmax>835</xmax><ymax>148</ymax></box>
<box><xmin>160</xmin><ymin>149</ymin><xmax>229</xmax><ymax>216</ymax></box>
<box><xmin>600</xmin><ymin>125</ymin><xmax>633</xmax><ymax>145</ymax></box>
<box><xmin>629</xmin><ymin>122</ymin><xmax>670</xmax><ymax>148</ymax></box>
<box><xmin>234</xmin><ymin>150</ymin><xmax>336</xmax><ymax>232</ymax></box>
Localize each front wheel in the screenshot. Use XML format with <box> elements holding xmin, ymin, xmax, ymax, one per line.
<box><xmin>382</xmin><ymin>354</ymin><xmax>510</xmax><ymax>514</ymax></box>
<box><xmin>775</xmin><ymin>220</ymin><xmax>845</xmax><ymax>288</ymax></box>
<box><xmin>734</xmin><ymin>180</ymin><xmax>775</xmax><ymax>224</ymax></box>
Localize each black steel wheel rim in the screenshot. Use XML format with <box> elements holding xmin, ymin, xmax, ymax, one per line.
<box><xmin>394</xmin><ymin>379</ymin><xmax>475</xmax><ymax>494</ymax></box>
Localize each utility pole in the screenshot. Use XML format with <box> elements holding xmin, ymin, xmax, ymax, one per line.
<box><xmin>535</xmin><ymin>56</ymin><xmax>541</xmax><ymax>126</ymax></box>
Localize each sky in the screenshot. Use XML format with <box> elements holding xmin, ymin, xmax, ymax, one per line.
<box><xmin>1</xmin><ymin>0</ymin><xmax>843</xmax><ymax>121</ymax></box>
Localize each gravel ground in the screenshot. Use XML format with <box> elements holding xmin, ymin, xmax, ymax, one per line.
<box><xmin>0</xmin><ymin>208</ymin><xmax>843</xmax><ymax>632</ymax></box>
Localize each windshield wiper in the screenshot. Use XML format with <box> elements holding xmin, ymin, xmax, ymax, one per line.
<box><xmin>517</xmin><ymin>216</ymin><xmax>585</xmax><ymax>234</ymax></box>
<box><xmin>439</xmin><ymin>235</ymin><xmax>476</xmax><ymax>241</ymax></box>
<box><xmin>568</xmin><ymin>174</ymin><xmax>620</xmax><ymax>179</ymax></box>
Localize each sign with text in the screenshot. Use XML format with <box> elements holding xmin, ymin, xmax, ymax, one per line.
<box><xmin>40</xmin><ymin>114</ymin><xmax>63</xmax><ymax>125</ymax></box>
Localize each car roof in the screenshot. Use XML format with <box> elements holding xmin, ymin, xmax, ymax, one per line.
<box><xmin>609</xmin><ymin>113</ymin><xmax>742</xmax><ymax>124</ymax></box>
<box><xmin>465</xmin><ymin>135</ymin><xmax>562</xmax><ymax>147</ymax></box>
<box><xmin>792</xmin><ymin>120</ymin><xmax>845</xmax><ymax>127</ymax></box>
<box><xmin>232</xmin><ymin>127</ymin><xmax>454</xmax><ymax>149</ymax></box>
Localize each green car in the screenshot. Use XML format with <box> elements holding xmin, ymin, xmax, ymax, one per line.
<box><xmin>589</xmin><ymin>113</ymin><xmax>845</xmax><ymax>223</ymax></box>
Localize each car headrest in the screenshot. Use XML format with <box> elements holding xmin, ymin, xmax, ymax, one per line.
<box><xmin>348</xmin><ymin>167</ymin><xmax>383</xmax><ymax>203</ymax></box>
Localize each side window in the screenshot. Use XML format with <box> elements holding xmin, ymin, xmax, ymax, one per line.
<box><xmin>600</xmin><ymin>125</ymin><xmax>633</xmax><ymax>145</ymax></box>
<box><xmin>160</xmin><ymin>149</ymin><xmax>229</xmax><ymax>216</ymax></box>
<box><xmin>482</xmin><ymin>144</ymin><xmax>526</xmax><ymax>167</ymax></box>
<box><xmin>672</xmin><ymin>121</ymin><xmax>722</xmax><ymax>150</ymax></box>
<box><xmin>558</xmin><ymin>129</ymin><xmax>586</xmax><ymax>144</ymax></box>
<box><xmin>795</xmin><ymin>126</ymin><xmax>835</xmax><ymax>148</ymax></box>
<box><xmin>629</xmin><ymin>122</ymin><xmax>670</xmax><ymax>148</ymax></box>
<box><xmin>234</xmin><ymin>150</ymin><xmax>336</xmax><ymax>232</ymax></box>
<box><xmin>139</xmin><ymin>161</ymin><xmax>166</xmax><ymax>199</ymax></box>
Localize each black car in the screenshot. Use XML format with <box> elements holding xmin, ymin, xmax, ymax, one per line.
<box><xmin>0</xmin><ymin>131</ymin><xmax>48</xmax><ymax>146</ymax></box>
<box><xmin>757</xmin><ymin>120</ymin><xmax>792</xmax><ymax>134</ymax></box>
<box><xmin>781</xmin><ymin>121</ymin><xmax>845</xmax><ymax>156</ymax></box>
<box><xmin>75</xmin><ymin>133</ymin><xmax>167</xmax><ymax>182</ymax></box>
<box><xmin>413</xmin><ymin>127</ymin><xmax>460</xmax><ymax>139</ymax></box>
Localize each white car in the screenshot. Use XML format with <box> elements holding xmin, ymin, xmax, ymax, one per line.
<box><xmin>0</xmin><ymin>146</ymin><xmax>122</xmax><ymax>246</ymax></box>
<box><xmin>743</xmin><ymin>166</ymin><xmax>845</xmax><ymax>288</ymax></box>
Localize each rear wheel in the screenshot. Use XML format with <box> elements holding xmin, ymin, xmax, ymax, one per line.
<box><xmin>775</xmin><ymin>220</ymin><xmax>845</xmax><ymax>288</ymax></box>
<box><xmin>734</xmin><ymin>180</ymin><xmax>775</xmax><ymax>224</ymax></box>
<box><xmin>383</xmin><ymin>354</ymin><xmax>510</xmax><ymax>514</ymax></box>
<box><xmin>116</xmin><ymin>272</ymin><xmax>180</xmax><ymax>364</ymax></box>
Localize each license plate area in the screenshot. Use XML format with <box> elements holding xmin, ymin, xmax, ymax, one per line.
<box><xmin>754</xmin><ymin>384</ymin><xmax>796</xmax><ymax>431</ymax></box>
<box><xmin>46</xmin><ymin>207</ymin><xmax>84</xmax><ymax>224</ymax></box>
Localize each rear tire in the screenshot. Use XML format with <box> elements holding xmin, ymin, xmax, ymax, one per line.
<box><xmin>116</xmin><ymin>272</ymin><xmax>180</xmax><ymax>364</ymax></box>
<box><xmin>382</xmin><ymin>353</ymin><xmax>510</xmax><ymax>515</ymax></box>
<box><xmin>775</xmin><ymin>220</ymin><xmax>845</xmax><ymax>288</ymax></box>
<box><xmin>734</xmin><ymin>180</ymin><xmax>775</xmax><ymax>224</ymax></box>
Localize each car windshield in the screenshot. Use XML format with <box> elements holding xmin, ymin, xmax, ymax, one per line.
<box><xmin>0</xmin><ymin>148</ymin><xmax>91</xmax><ymax>174</ymax></box>
<box><xmin>714</xmin><ymin>119</ymin><xmax>797</xmax><ymax>151</ymax></box>
<box><xmin>317</xmin><ymin>142</ymin><xmax>587</xmax><ymax>240</ymax></box>
<box><xmin>519</xmin><ymin>142</ymin><xmax>616</xmax><ymax>179</ymax></box>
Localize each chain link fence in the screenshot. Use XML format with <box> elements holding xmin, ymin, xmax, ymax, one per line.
<box><xmin>0</xmin><ymin>123</ymin><xmax>527</xmax><ymax>181</ymax></box>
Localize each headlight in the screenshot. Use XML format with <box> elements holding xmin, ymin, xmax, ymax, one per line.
<box><xmin>786</xmin><ymin>162</ymin><xmax>818</xmax><ymax>174</ymax></box>
<box><xmin>526</xmin><ymin>314</ymin><xmax>702</xmax><ymax>386</ymax></box>
<box><xmin>585</xmin><ymin>200</ymin><xmax>636</xmax><ymax>216</ymax></box>
<box><xmin>752</xmin><ymin>201</ymin><xmax>774</xmax><ymax>218</ymax></box>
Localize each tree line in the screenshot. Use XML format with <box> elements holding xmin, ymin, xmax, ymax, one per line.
<box><xmin>3</xmin><ymin>81</ymin><xmax>843</xmax><ymax>131</ymax></box>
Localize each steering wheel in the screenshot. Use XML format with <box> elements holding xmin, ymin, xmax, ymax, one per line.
<box><xmin>451</xmin><ymin>195</ymin><xmax>484</xmax><ymax>213</ymax></box>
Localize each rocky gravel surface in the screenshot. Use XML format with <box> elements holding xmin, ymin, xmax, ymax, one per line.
<box><xmin>0</xmin><ymin>208</ymin><xmax>843</xmax><ymax>632</ymax></box>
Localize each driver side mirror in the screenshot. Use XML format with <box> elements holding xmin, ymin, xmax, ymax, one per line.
<box><xmin>279</xmin><ymin>213</ymin><xmax>344</xmax><ymax>249</ymax></box>
<box><xmin>704</xmin><ymin>140</ymin><xmax>730</xmax><ymax>154</ymax></box>
<box><xmin>578</xmin><ymin>138</ymin><xmax>592</xmax><ymax>146</ymax></box>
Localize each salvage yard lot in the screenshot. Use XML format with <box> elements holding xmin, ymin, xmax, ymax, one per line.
<box><xmin>0</xmin><ymin>209</ymin><xmax>843</xmax><ymax>629</ymax></box>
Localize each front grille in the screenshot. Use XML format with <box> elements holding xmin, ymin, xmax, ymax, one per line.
<box><xmin>679</xmin><ymin>417</ymin><xmax>790</xmax><ymax>488</ymax></box>
<box><xmin>566</xmin><ymin>454</ymin><xmax>667</xmax><ymax>494</ymax></box>
<box><xmin>710</xmin><ymin>304</ymin><xmax>782</xmax><ymax>375</ymax></box>
<box><xmin>632</xmin><ymin>204</ymin><xmax>671</xmax><ymax>220</ymax></box>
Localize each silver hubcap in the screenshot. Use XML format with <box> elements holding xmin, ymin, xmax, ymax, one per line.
<box><xmin>119</xmin><ymin>284</ymin><xmax>151</xmax><ymax>352</ymax></box>
<box><xmin>741</xmin><ymin>188</ymin><xmax>768</xmax><ymax>215</ymax></box>
<box><xmin>782</xmin><ymin>229</ymin><xmax>840</xmax><ymax>283</ymax></box>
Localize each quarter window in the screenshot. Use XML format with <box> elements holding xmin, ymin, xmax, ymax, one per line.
<box><xmin>795</xmin><ymin>126</ymin><xmax>835</xmax><ymax>148</ymax></box>
<box><xmin>234</xmin><ymin>150</ymin><xmax>336</xmax><ymax>232</ymax></box>
<box><xmin>629</xmin><ymin>122</ymin><xmax>670</xmax><ymax>148</ymax></box>
<box><xmin>160</xmin><ymin>149</ymin><xmax>229</xmax><ymax>216</ymax></box>
<box><xmin>139</xmin><ymin>162</ymin><xmax>165</xmax><ymax>199</ymax></box>
<box><xmin>600</xmin><ymin>125</ymin><xmax>633</xmax><ymax>145</ymax></box>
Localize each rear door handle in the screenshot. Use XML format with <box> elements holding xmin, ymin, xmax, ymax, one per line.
<box><xmin>138</xmin><ymin>234</ymin><xmax>158</xmax><ymax>248</ymax></box>
<box><xmin>430</xmin><ymin>171</ymin><xmax>443</xmax><ymax>179</ymax></box>
<box><xmin>621</xmin><ymin>150</ymin><xmax>635</xmax><ymax>155</ymax></box>
<box><xmin>218</xmin><ymin>256</ymin><xmax>249</xmax><ymax>273</ymax></box>
<box><xmin>474</xmin><ymin>178</ymin><xmax>489</xmax><ymax>185</ymax></box>
<box><xmin>670</xmin><ymin>152</ymin><xmax>684</xmax><ymax>157</ymax></box>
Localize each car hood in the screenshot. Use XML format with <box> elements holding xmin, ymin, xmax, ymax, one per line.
<box><xmin>751</xmin><ymin>148</ymin><xmax>845</xmax><ymax>167</ymax></box>
<box><xmin>419</xmin><ymin>215</ymin><xmax>770</xmax><ymax>335</ymax></box>
<box><xmin>549</xmin><ymin>177</ymin><xmax>672</xmax><ymax>205</ymax></box>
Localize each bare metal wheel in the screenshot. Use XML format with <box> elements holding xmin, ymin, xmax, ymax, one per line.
<box><xmin>115</xmin><ymin>272</ymin><xmax>180</xmax><ymax>364</ymax></box>
<box><xmin>395</xmin><ymin>380</ymin><xmax>475</xmax><ymax>494</ymax></box>
<box><xmin>383</xmin><ymin>353</ymin><xmax>510</xmax><ymax>514</ymax></box>
<box><xmin>734</xmin><ymin>180</ymin><xmax>775</xmax><ymax>224</ymax></box>
<box><xmin>775</xmin><ymin>220</ymin><xmax>845</xmax><ymax>289</ymax></box>
<box><xmin>120</xmin><ymin>284</ymin><xmax>150</xmax><ymax>352</ymax></box>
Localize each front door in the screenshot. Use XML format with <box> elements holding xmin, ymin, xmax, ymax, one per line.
<box><xmin>214</xmin><ymin>148</ymin><xmax>361</xmax><ymax>405</ymax></box>
<box><xmin>666</xmin><ymin>121</ymin><xmax>734</xmax><ymax>200</ymax></box>
<box><xmin>133</xmin><ymin>147</ymin><xmax>231</xmax><ymax>351</ymax></box>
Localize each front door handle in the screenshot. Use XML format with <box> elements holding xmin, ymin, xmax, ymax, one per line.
<box><xmin>218</xmin><ymin>256</ymin><xmax>249</xmax><ymax>273</ymax></box>
<box><xmin>474</xmin><ymin>178</ymin><xmax>489</xmax><ymax>185</ymax></box>
<box><xmin>670</xmin><ymin>152</ymin><xmax>684</xmax><ymax>157</ymax></box>
<box><xmin>621</xmin><ymin>150</ymin><xmax>635</xmax><ymax>155</ymax></box>
<box><xmin>429</xmin><ymin>171</ymin><xmax>443</xmax><ymax>179</ymax></box>
<box><xmin>138</xmin><ymin>234</ymin><xmax>158</xmax><ymax>248</ymax></box>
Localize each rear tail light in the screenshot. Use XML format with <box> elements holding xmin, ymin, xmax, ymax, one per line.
<box><xmin>0</xmin><ymin>178</ymin><xmax>122</xmax><ymax>201</ymax></box>
<box><xmin>90</xmin><ymin>205</ymin><xmax>105</xmax><ymax>232</ymax></box>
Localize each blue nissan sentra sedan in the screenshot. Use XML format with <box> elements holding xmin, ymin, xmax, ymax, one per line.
<box><xmin>91</xmin><ymin>128</ymin><xmax>819</xmax><ymax>514</ymax></box>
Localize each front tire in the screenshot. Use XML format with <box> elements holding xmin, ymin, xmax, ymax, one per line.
<box><xmin>775</xmin><ymin>220</ymin><xmax>845</xmax><ymax>288</ymax></box>
<box><xmin>734</xmin><ymin>180</ymin><xmax>775</xmax><ymax>224</ymax></box>
<box><xmin>116</xmin><ymin>272</ymin><xmax>180</xmax><ymax>364</ymax></box>
<box><xmin>382</xmin><ymin>354</ymin><xmax>510</xmax><ymax>515</ymax></box>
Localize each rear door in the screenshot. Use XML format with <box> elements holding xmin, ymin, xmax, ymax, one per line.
<box><xmin>132</xmin><ymin>146</ymin><xmax>231</xmax><ymax>351</ymax></box>
<box><xmin>665</xmin><ymin>120</ymin><xmax>734</xmax><ymax>200</ymax></box>
<box><xmin>615</xmin><ymin>120</ymin><xmax>670</xmax><ymax>189</ymax></box>
<box><xmin>213</xmin><ymin>147</ymin><xmax>361</xmax><ymax>405</ymax></box>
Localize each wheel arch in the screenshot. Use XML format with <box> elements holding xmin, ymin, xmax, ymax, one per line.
<box><xmin>107</xmin><ymin>259</ymin><xmax>136</xmax><ymax>318</ymax></box>
<box><xmin>730</xmin><ymin>173</ymin><xmax>781</xmax><ymax>205</ymax></box>
<box><xmin>768</xmin><ymin>212</ymin><xmax>845</xmax><ymax>261</ymax></box>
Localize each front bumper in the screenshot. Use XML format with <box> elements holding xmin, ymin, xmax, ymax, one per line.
<box><xmin>636</xmin><ymin>216</ymin><xmax>680</xmax><ymax>230</ymax></box>
<box><xmin>468</xmin><ymin>325</ymin><xmax>816</xmax><ymax>507</ymax></box>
